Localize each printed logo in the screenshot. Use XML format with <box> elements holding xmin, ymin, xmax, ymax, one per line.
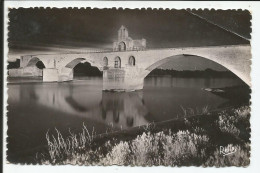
<box><xmin>220</xmin><ymin>145</ymin><xmax>237</xmax><ymax>156</ymax></box>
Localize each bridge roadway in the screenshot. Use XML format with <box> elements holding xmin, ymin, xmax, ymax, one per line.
<box><xmin>9</xmin><ymin>44</ymin><xmax>251</xmax><ymax>90</ymax></box>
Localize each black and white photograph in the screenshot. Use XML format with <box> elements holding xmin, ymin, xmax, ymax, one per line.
<box><xmin>6</xmin><ymin>7</ymin><xmax>251</xmax><ymax>166</ymax></box>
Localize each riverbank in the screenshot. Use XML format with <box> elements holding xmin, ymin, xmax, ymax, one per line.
<box><xmin>204</xmin><ymin>85</ymin><xmax>250</xmax><ymax>100</ymax></box>
<box><xmin>37</xmin><ymin>105</ymin><xmax>250</xmax><ymax>166</ymax></box>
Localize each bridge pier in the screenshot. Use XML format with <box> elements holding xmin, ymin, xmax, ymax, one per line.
<box><xmin>43</xmin><ymin>68</ymin><xmax>59</xmax><ymax>82</ymax></box>
<box><xmin>43</xmin><ymin>67</ymin><xmax>74</xmax><ymax>82</ymax></box>
<box><xmin>103</xmin><ymin>67</ymin><xmax>146</xmax><ymax>91</ymax></box>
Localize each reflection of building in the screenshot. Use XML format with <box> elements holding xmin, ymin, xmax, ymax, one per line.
<box><xmin>101</xmin><ymin>91</ymin><xmax>149</xmax><ymax>128</ymax></box>
<box><xmin>113</xmin><ymin>26</ymin><xmax>146</xmax><ymax>51</ymax></box>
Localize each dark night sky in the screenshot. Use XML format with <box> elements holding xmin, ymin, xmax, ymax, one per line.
<box><xmin>8</xmin><ymin>8</ymin><xmax>250</xmax><ymax>49</ymax></box>
<box><xmin>8</xmin><ymin>8</ymin><xmax>251</xmax><ymax>70</ymax></box>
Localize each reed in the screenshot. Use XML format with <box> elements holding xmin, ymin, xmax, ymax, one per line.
<box><xmin>43</xmin><ymin>123</ymin><xmax>96</xmax><ymax>164</ymax></box>
<box><xmin>180</xmin><ymin>105</ymin><xmax>210</xmax><ymax>117</ymax></box>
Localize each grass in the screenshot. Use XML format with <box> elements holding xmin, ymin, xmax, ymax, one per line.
<box><xmin>37</xmin><ymin>105</ymin><xmax>250</xmax><ymax>166</ymax></box>
<box><xmin>39</xmin><ymin>124</ymin><xmax>96</xmax><ymax>164</ymax></box>
<box><xmin>180</xmin><ymin>105</ymin><xmax>210</xmax><ymax>117</ymax></box>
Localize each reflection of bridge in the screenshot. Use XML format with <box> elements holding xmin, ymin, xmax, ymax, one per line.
<box><xmin>9</xmin><ymin>26</ymin><xmax>251</xmax><ymax>90</ymax></box>
<box><xmin>9</xmin><ymin>84</ymin><xmax>149</xmax><ymax>129</ymax></box>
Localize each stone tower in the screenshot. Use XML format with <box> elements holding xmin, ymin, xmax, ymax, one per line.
<box><xmin>118</xmin><ymin>25</ymin><xmax>129</xmax><ymax>41</ymax></box>
<box><xmin>113</xmin><ymin>25</ymin><xmax>146</xmax><ymax>51</ymax></box>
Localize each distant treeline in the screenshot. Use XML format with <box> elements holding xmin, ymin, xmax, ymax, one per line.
<box><xmin>8</xmin><ymin>59</ymin><xmax>20</xmax><ymax>69</ymax></box>
<box><xmin>148</xmin><ymin>68</ymin><xmax>238</xmax><ymax>78</ymax></box>
<box><xmin>74</xmin><ymin>63</ymin><xmax>102</xmax><ymax>76</ymax></box>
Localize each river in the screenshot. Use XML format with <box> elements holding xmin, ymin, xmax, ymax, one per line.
<box><xmin>7</xmin><ymin>76</ymin><xmax>246</xmax><ymax>162</ymax></box>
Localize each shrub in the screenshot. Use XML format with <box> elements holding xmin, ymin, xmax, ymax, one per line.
<box><xmin>217</xmin><ymin>106</ymin><xmax>250</xmax><ymax>138</ymax></box>
<box><xmin>217</xmin><ymin>113</ymin><xmax>240</xmax><ymax>137</ymax></box>
<box><xmin>101</xmin><ymin>130</ymin><xmax>209</xmax><ymax>166</ymax></box>
<box><xmin>101</xmin><ymin>141</ymin><xmax>131</xmax><ymax>165</ymax></box>
<box><xmin>161</xmin><ymin>130</ymin><xmax>209</xmax><ymax>166</ymax></box>
<box><xmin>235</xmin><ymin>106</ymin><xmax>250</xmax><ymax>121</ymax></box>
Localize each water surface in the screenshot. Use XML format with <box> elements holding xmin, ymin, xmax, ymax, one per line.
<box><xmin>7</xmin><ymin>76</ymin><xmax>245</xmax><ymax>162</ymax></box>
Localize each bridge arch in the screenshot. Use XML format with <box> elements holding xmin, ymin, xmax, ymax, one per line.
<box><xmin>65</xmin><ymin>58</ymin><xmax>87</xmax><ymax>69</ymax></box>
<box><xmin>129</xmin><ymin>56</ymin><xmax>136</xmax><ymax>66</ymax></box>
<box><xmin>26</xmin><ymin>57</ymin><xmax>46</xmax><ymax>69</ymax></box>
<box><xmin>114</xmin><ymin>56</ymin><xmax>121</xmax><ymax>68</ymax></box>
<box><xmin>144</xmin><ymin>54</ymin><xmax>247</xmax><ymax>85</ymax></box>
<box><xmin>60</xmin><ymin>57</ymin><xmax>102</xmax><ymax>81</ymax></box>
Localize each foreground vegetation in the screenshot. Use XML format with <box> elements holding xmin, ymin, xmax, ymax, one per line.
<box><xmin>37</xmin><ymin>106</ymin><xmax>250</xmax><ymax>166</ymax></box>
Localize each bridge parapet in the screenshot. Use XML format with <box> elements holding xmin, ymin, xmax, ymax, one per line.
<box><xmin>9</xmin><ymin>44</ymin><xmax>251</xmax><ymax>88</ymax></box>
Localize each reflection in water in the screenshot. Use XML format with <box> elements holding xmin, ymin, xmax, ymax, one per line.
<box><xmin>9</xmin><ymin>82</ymin><xmax>150</xmax><ymax>130</ymax></box>
<box><xmin>100</xmin><ymin>91</ymin><xmax>149</xmax><ymax>128</ymax></box>
<box><xmin>7</xmin><ymin>76</ymin><xmax>247</xmax><ymax>162</ymax></box>
<box><xmin>8</xmin><ymin>76</ymin><xmax>246</xmax><ymax>132</ymax></box>
<box><xmin>65</xmin><ymin>97</ymin><xmax>88</xmax><ymax>112</ymax></box>
<box><xmin>145</xmin><ymin>76</ymin><xmax>244</xmax><ymax>89</ymax></box>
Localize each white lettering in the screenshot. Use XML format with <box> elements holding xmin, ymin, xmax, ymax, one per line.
<box><xmin>219</xmin><ymin>145</ymin><xmax>237</xmax><ymax>156</ymax></box>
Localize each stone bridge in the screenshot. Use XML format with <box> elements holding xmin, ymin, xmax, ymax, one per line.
<box><xmin>9</xmin><ymin>44</ymin><xmax>251</xmax><ymax>91</ymax></box>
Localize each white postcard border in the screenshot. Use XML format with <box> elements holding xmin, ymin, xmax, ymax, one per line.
<box><xmin>3</xmin><ymin>1</ymin><xmax>260</xmax><ymax>173</ymax></box>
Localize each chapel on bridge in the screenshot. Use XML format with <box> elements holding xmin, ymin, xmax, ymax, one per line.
<box><xmin>113</xmin><ymin>26</ymin><xmax>146</xmax><ymax>51</ymax></box>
